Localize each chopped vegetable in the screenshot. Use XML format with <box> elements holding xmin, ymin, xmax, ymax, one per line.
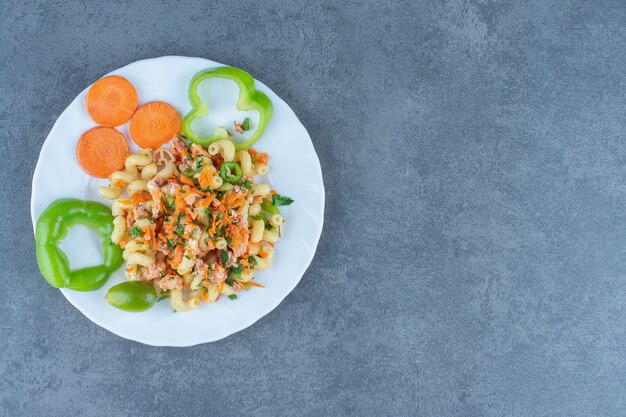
<box><xmin>219</xmin><ymin>162</ymin><xmax>242</xmax><ymax>184</ymax></box>
<box><xmin>86</xmin><ymin>75</ymin><xmax>138</xmax><ymax>127</ymax></box>
<box><xmin>129</xmin><ymin>101</ymin><xmax>181</xmax><ymax>149</ymax></box>
<box><xmin>128</xmin><ymin>226</ymin><xmax>142</xmax><ymax>239</ymax></box>
<box><xmin>241</xmin><ymin>117</ymin><xmax>250</xmax><ymax>131</ymax></box>
<box><xmin>181</xmin><ymin>66</ymin><xmax>273</xmax><ymax>149</ymax></box>
<box><xmin>272</xmin><ymin>194</ymin><xmax>294</xmax><ymax>207</ymax></box>
<box><xmin>76</xmin><ymin>126</ymin><xmax>129</xmax><ymax>178</ymax></box>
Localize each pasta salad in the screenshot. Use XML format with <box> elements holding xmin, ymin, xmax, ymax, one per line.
<box><xmin>98</xmin><ymin>136</ymin><xmax>293</xmax><ymax>312</ymax></box>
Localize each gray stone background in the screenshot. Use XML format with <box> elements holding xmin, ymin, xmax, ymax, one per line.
<box><xmin>1</xmin><ymin>0</ymin><xmax>625</xmax><ymax>416</ymax></box>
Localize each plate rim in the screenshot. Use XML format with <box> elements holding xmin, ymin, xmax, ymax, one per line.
<box><xmin>30</xmin><ymin>55</ymin><xmax>325</xmax><ymax>346</ymax></box>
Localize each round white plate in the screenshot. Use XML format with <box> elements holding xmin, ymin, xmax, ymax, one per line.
<box><xmin>30</xmin><ymin>56</ymin><xmax>324</xmax><ymax>346</ymax></box>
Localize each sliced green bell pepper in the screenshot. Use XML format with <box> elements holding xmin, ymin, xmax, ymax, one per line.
<box><xmin>35</xmin><ymin>198</ymin><xmax>123</xmax><ymax>291</ymax></box>
<box><xmin>182</xmin><ymin>66</ymin><xmax>273</xmax><ymax>150</ymax></box>
<box><xmin>220</xmin><ymin>161</ymin><xmax>242</xmax><ymax>184</ymax></box>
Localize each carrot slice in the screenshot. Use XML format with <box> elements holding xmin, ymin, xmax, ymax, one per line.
<box><xmin>76</xmin><ymin>126</ymin><xmax>129</xmax><ymax>178</ymax></box>
<box><xmin>129</xmin><ymin>101</ymin><xmax>181</xmax><ymax>149</ymax></box>
<box><xmin>86</xmin><ymin>76</ymin><xmax>138</xmax><ymax>127</ymax></box>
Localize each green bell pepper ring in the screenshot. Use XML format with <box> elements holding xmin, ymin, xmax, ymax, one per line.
<box><xmin>219</xmin><ymin>161</ymin><xmax>242</xmax><ymax>184</ymax></box>
<box><xmin>182</xmin><ymin>66</ymin><xmax>273</xmax><ymax>150</ymax></box>
<box><xmin>35</xmin><ymin>198</ymin><xmax>123</xmax><ymax>290</ymax></box>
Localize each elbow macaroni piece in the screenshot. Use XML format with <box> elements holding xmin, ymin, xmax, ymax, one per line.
<box><xmin>98</xmin><ymin>186</ymin><xmax>122</xmax><ymax>200</ymax></box>
<box><xmin>110</xmin><ymin>168</ymin><xmax>138</xmax><ymax>184</ymax></box>
<box><xmin>262</xmin><ymin>228</ymin><xmax>280</xmax><ymax>243</ymax></box>
<box><xmin>250</xmin><ymin>183</ymin><xmax>271</xmax><ymax>197</ymax></box>
<box><xmin>155</xmin><ymin>162</ymin><xmax>176</xmax><ymax>181</ymax></box>
<box><xmin>127</xmin><ymin>180</ymin><xmax>148</xmax><ymax>196</ymax></box>
<box><xmin>208</xmin><ymin>139</ymin><xmax>235</xmax><ymax>161</ymax></box>
<box><xmin>236</xmin><ymin>150</ymin><xmax>254</xmax><ymax>176</ymax></box>
<box><xmin>254</xmin><ymin>163</ymin><xmax>269</xmax><ymax>176</ymax></box>
<box><xmin>214</xmin><ymin>237</ymin><xmax>228</xmax><ymax>250</ymax></box>
<box><xmin>123</xmin><ymin>240</ymin><xmax>145</xmax><ymax>260</ymax></box>
<box><xmin>111</xmin><ymin>200</ymin><xmax>135</xmax><ymax>216</ymax></box>
<box><xmin>127</xmin><ymin>252</ymin><xmax>154</xmax><ymax>268</ymax></box>
<box><xmin>170</xmin><ymin>289</ymin><xmax>201</xmax><ymax>311</ymax></box>
<box><xmin>248</xmin><ymin>202</ymin><xmax>261</xmax><ymax>216</ymax></box>
<box><xmin>204</xmin><ymin>283</ymin><xmax>220</xmax><ymax>303</ymax></box>
<box><xmin>269</xmin><ymin>214</ymin><xmax>284</xmax><ymax>227</ymax></box>
<box><xmin>141</xmin><ymin>163</ymin><xmax>158</xmax><ymax>180</ymax></box>
<box><xmin>111</xmin><ymin>216</ymin><xmax>126</xmax><ymax>244</ymax></box>
<box><xmin>125</xmin><ymin>150</ymin><xmax>152</xmax><ymax>171</ymax></box>
<box><xmin>250</xmin><ymin>219</ymin><xmax>265</xmax><ymax>243</ymax></box>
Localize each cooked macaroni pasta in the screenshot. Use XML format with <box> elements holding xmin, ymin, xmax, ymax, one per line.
<box><xmin>102</xmin><ymin>136</ymin><xmax>292</xmax><ymax>312</ymax></box>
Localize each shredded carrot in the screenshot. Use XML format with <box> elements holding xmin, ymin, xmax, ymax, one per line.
<box><xmin>247</xmin><ymin>281</ymin><xmax>265</xmax><ymax>288</ymax></box>
<box><xmin>257</xmin><ymin>153</ymin><xmax>269</xmax><ymax>164</ymax></box>
<box><xmin>169</xmin><ymin>245</ymin><xmax>184</xmax><ymax>268</ymax></box>
<box><xmin>118</xmin><ymin>241</ymin><xmax>127</xmax><ymax>249</ymax></box>
<box><xmin>200</xmin><ymin>291</ymin><xmax>208</xmax><ymax>302</ymax></box>
<box><xmin>219</xmin><ymin>281</ymin><xmax>225</xmax><ymax>292</ymax></box>
<box><xmin>180</xmin><ymin>175</ymin><xmax>194</xmax><ymax>186</ymax></box>
<box><xmin>198</xmin><ymin>195</ymin><xmax>215</xmax><ymax>209</ymax></box>
<box><xmin>198</xmin><ymin>166</ymin><xmax>214</xmax><ymax>189</ymax></box>
<box><xmin>130</xmin><ymin>191</ymin><xmax>151</xmax><ymax>204</ymax></box>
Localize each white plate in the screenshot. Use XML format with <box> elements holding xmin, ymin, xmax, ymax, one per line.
<box><xmin>30</xmin><ymin>56</ymin><xmax>325</xmax><ymax>346</ymax></box>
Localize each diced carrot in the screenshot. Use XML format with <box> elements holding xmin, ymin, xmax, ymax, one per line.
<box><xmin>85</xmin><ymin>75</ymin><xmax>138</xmax><ymax>127</ymax></box>
<box><xmin>129</xmin><ymin>101</ymin><xmax>181</xmax><ymax>149</ymax></box>
<box><xmin>76</xmin><ymin>126</ymin><xmax>129</xmax><ymax>178</ymax></box>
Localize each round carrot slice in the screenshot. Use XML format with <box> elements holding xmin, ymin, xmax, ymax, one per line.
<box><xmin>86</xmin><ymin>75</ymin><xmax>138</xmax><ymax>127</ymax></box>
<box><xmin>129</xmin><ymin>101</ymin><xmax>181</xmax><ymax>149</ymax></box>
<box><xmin>76</xmin><ymin>127</ymin><xmax>129</xmax><ymax>178</ymax></box>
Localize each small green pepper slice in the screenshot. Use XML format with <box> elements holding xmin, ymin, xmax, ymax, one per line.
<box><xmin>106</xmin><ymin>281</ymin><xmax>157</xmax><ymax>312</ymax></box>
<box><xmin>219</xmin><ymin>161</ymin><xmax>242</xmax><ymax>184</ymax></box>
<box><xmin>182</xmin><ymin>66</ymin><xmax>273</xmax><ymax>150</ymax></box>
<box><xmin>35</xmin><ymin>198</ymin><xmax>123</xmax><ymax>290</ymax></box>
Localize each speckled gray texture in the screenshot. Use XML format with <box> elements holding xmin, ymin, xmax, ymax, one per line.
<box><xmin>2</xmin><ymin>0</ymin><xmax>626</xmax><ymax>415</ymax></box>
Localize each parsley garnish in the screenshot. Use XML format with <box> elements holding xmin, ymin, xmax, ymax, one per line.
<box><xmin>174</xmin><ymin>225</ymin><xmax>185</xmax><ymax>236</ymax></box>
<box><xmin>225</xmin><ymin>277</ymin><xmax>234</xmax><ymax>286</ymax></box>
<box><xmin>220</xmin><ymin>250</ymin><xmax>229</xmax><ymax>266</ymax></box>
<box><xmin>241</xmin><ymin>117</ymin><xmax>250</xmax><ymax>131</ymax></box>
<box><xmin>272</xmin><ymin>194</ymin><xmax>294</xmax><ymax>207</ymax></box>
<box><xmin>229</xmin><ymin>265</ymin><xmax>243</xmax><ymax>280</ymax></box>
<box><xmin>240</xmin><ymin>179</ymin><xmax>253</xmax><ymax>189</ymax></box>
<box><xmin>128</xmin><ymin>226</ymin><xmax>142</xmax><ymax>239</ymax></box>
<box><xmin>228</xmin><ymin>294</ymin><xmax>238</xmax><ymax>300</ymax></box>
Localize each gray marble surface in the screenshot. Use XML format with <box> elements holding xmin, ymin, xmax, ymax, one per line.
<box><xmin>2</xmin><ymin>0</ymin><xmax>626</xmax><ymax>416</ymax></box>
